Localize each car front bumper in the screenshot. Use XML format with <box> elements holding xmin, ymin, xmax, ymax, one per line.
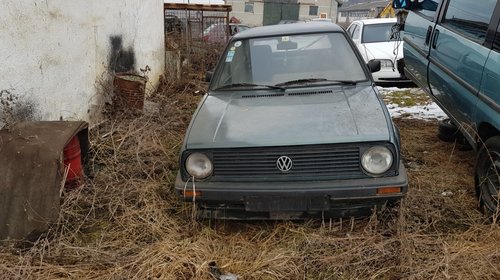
<box><xmin>174</xmin><ymin>162</ymin><xmax>408</xmax><ymax>219</ymax></box>
<box><xmin>373</xmin><ymin>68</ymin><xmax>412</xmax><ymax>85</ymax></box>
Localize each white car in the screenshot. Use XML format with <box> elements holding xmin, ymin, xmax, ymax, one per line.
<box><xmin>347</xmin><ymin>18</ymin><xmax>410</xmax><ymax>85</ymax></box>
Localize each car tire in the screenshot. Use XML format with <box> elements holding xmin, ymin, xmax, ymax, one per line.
<box><xmin>437</xmin><ymin>119</ymin><xmax>461</xmax><ymax>142</ymax></box>
<box><xmin>474</xmin><ymin>136</ymin><xmax>500</xmax><ymax>220</ymax></box>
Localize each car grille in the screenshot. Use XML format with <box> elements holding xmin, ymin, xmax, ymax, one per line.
<box><xmin>211</xmin><ymin>144</ymin><xmax>365</xmax><ymax>181</ymax></box>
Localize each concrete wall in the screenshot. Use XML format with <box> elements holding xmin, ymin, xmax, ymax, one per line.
<box><xmin>0</xmin><ymin>0</ymin><xmax>165</xmax><ymax>126</ymax></box>
<box><xmin>227</xmin><ymin>0</ymin><xmax>337</xmax><ymax>26</ymax></box>
<box><xmin>226</xmin><ymin>0</ymin><xmax>264</xmax><ymax>26</ymax></box>
<box><xmin>337</xmin><ymin>11</ymin><xmax>371</xmax><ymax>23</ymax></box>
<box><xmin>299</xmin><ymin>0</ymin><xmax>338</xmax><ymax>22</ymax></box>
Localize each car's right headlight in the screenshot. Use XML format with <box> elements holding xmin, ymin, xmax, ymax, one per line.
<box><xmin>185</xmin><ymin>152</ymin><xmax>213</xmax><ymax>179</ymax></box>
<box><xmin>361</xmin><ymin>146</ymin><xmax>393</xmax><ymax>176</ymax></box>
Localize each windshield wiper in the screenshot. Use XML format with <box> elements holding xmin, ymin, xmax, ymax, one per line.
<box><xmin>275</xmin><ymin>79</ymin><xmax>357</xmax><ymax>86</ymax></box>
<box><xmin>214</xmin><ymin>83</ymin><xmax>284</xmax><ymax>91</ymax></box>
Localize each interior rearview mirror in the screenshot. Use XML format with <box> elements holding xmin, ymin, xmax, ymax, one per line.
<box><xmin>277</xmin><ymin>41</ymin><xmax>298</xmax><ymax>50</ymax></box>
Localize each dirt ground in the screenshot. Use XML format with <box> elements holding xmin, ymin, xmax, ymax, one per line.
<box><xmin>0</xmin><ymin>82</ymin><xmax>499</xmax><ymax>279</ymax></box>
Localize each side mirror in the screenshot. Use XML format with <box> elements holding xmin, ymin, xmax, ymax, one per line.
<box><xmin>205</xmin><ymin>71</ymin><xmax>213</xmax><ymax>82</ymax></box>
<box><xmin>367</xmin><ymin>60</ymin><xmax>381</xmax><ymax>73</ymax></box>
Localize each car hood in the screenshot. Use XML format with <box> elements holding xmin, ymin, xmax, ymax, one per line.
<box><xmin>185</xmin><ymin>85</ymin><xmax>391</xmax><ymax>149</ymax></box>
<box><xmin>362</xmin><ymin>41</ymin><xmax>403</xmax><ymax>61</ymax></box>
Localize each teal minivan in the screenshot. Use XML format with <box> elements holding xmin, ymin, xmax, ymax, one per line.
<box><xmin>402</xmin><ymin>0</ymin><xmax>500</xmax><ymax>218</ymax></box>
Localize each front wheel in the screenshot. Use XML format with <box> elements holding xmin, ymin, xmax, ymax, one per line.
<box><xmin>475</xmin><ymin>136</ymin><xmax>500</xmax><ymax>220</ymax></box>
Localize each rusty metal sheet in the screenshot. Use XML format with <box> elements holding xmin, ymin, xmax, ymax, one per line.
<box><xmin>0</xmin><ymin>121</ymin><xmax>88</xmax><ymax>241</ymax></box>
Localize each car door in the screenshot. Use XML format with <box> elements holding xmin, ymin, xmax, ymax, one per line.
<box><xmin>427</xmin><ymin>0</ymin><xmax>498</xmax><ymax>140</ymax></box>
<box><xmin>403</xmin><ymin>0</ymin><xmax>442</xmax><ymax>91</ymax></box>
<box><xmin>476</xmin><ymin>11</ymin><xmax>500</xmax><ymax>132</ymax></box>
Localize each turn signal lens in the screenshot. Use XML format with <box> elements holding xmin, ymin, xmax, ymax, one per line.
<box><xmin>182</xmin><ymin>190</ymin><xmax>202</xmax><ymax>197</ymax></box>
<box><xmin>377</xmin><ymin>187</ymin><xmax>402</xmax><ymax>195</ymax></box>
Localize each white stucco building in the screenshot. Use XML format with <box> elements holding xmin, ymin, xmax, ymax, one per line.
<box><xmin>0</xmin><ymin>0</ymin><xmax>165</xmax><ymax>126</ymax></box>
<box><xmin>226</xmin><ymin>0</ymin><xmax>342</xmax><ymax>26</ymax></box>
<box><xmin>337</xmin><ymin>0</ymin><xmax>389</xmax><ymax>23</ymax></box>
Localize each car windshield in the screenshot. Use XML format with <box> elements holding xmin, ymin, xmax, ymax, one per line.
<box><xmin>362</xmin><ymin>23</ymin><xmax>402</xmax><ymax>43</ymax></box>
<box><xmin>211</xmin><ymin>32</ymin><xmax>367</xmax><ymax>90</ymax></box>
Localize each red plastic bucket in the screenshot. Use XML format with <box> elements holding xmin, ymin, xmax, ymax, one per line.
<box><xmin>63</xmin><ymin>136</ymin><xmax>83</xmax><ymax>188</ymax></box>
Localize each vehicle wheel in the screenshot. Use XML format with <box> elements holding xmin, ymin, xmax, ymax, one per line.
<box><xmin>475</xmin><ymin>136</ymin><xmax>500</xmax><ymax>220</ymax></box>
<box><xmin>437</xmin><ymin>119</ymin><xmax>461</xmax><ymax>142</ymax></box>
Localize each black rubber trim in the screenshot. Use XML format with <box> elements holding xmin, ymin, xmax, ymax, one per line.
<box><xmin>478</xmin><ymin>92</ymin><xmax>500</xmax><ymax>113</ymax></box>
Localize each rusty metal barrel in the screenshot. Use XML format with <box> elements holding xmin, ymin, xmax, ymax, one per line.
<box><xmin>113</xmin><ymin>73</ymin><xmax>147</xmax><ymax>112</ymax></box>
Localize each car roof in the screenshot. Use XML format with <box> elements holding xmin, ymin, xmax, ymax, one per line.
<box><xmin>354</xmin><ymin>18</ymin><xmax>397</xmax><ymax>25</ymax></box>
<box><xmin>232</xmin><ymin>22</ymin><xmax>344</xmax><ymax>40</ymax></box>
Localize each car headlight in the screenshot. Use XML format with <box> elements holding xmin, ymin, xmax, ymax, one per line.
<box><xmin>380</xmin><ymin>59</ymin><xmax>394</xmax><ymax>68</ymax></box>
<box><xmin>361</xmin><ymin>146</ymin><xmax>393</xmax><ymax>176</ymax></box>
<box><xmin>185</xmin><ymin>153</ymin><xmax>213</xmax><ymax>179</ymax></box>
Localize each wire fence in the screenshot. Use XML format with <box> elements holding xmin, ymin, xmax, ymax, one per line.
<box><xmin>164</xmin><ymin>4</ymin><xmax>231</xmax><ymax>77</ymax></box>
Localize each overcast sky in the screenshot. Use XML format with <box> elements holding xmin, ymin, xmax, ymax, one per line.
<box><xmin>164</xmin><ymin>0</ymin><xmax>225</xmax><ymax>4</ymax></box>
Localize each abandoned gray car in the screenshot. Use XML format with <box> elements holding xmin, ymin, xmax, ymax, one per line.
<box><xmin>175</xmin><ymin>22</ymin><xmax>408</xmax><ymax>219</ymax></box>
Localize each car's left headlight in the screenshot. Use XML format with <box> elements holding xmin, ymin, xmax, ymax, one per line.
<box><xmin>361</xmin><ymin>146</ymin><xmax>393</xmax><ymax>176</ymax></box>
<box><xmin>185</xmin><ymin>152</ymin><xmax>213</xmax><ymax>179</ymax></box>
<box><xmin>380</xmin><ymin>59</ymin><xmax>394</xmax><ymax>68</ymax></box>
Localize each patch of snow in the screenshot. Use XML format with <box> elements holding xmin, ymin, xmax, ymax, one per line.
<box><xmin>386</xmin><ymin>102</ymin><xmax>447</xmax><ymax>120</ymax></box>
<box><xmin>378</xmin><ymin>87</ymin><xmax>448</xmax><ymax>120</ymax></box>
<box><xmin>377</xmin><ymin>86</ymin><xmax>409</xmax><ymax>95</ymax></box>
<box><xmin>441</xmin><ymin>191</ymin><xmax>454</xmax><ymax>197</ymax></box>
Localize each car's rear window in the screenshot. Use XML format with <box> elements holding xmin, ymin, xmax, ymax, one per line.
<box><xmin>362</xmin><ymin>23</ymin><xmax>401</xmax><ymax>43</ymax></box>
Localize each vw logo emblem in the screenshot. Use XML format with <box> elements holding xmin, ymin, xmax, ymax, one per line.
<box><xmin>276</xmin><ymin>156</ymin><xmax>293</xmax><ymax>172</ymax></box>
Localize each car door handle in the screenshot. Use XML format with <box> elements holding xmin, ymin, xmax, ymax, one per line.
<box><xmin>432</xmin><ymin>29</ymin><xmax>440</xmax><ymax>49</ymax></box>
<box><xmin>425</xmin><ymin>26</ymin><xmax>433</xmax><ymax>45</ymax></box>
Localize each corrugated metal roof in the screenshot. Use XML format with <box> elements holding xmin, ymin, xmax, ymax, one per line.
<box><xmin>0</xmin><ymin>121</ymin><xmax>89</xmax><ymax>240</ymax></box>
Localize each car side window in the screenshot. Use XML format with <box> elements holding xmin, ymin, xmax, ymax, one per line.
<box><xmin>441</xmin><ymin>0</ymin><xmax>497</xmax><ymax>43</ymax></box>
<box><xmin>230</xmin><ymin>26</ymin><xmax>238</xmax><ymax>35</ymax></box>
<box><xmin>352</xmin><ymin>25</ymin><xmax>360</xmax><ymax>40</ymax></box>
<box><xmin>347</xmin><ymin>25</ymin><xmax>357</xmax><ymax>38</ymax></box>
<box><xmin>494</xmin><ymin>22</ymin><xmax>500</xmax><ymax>52</ymax></box>
<box><xmin>413</xmin><ymin>0</ymin><xmax>440</xmax><ymax>20</ymax></box>
<box><xmin>347</xmin><ymin>25</ymin><xmax>354</xmax><ymax>37</ymax></box>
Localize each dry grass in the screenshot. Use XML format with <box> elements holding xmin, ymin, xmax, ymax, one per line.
<box><xmin>382</xmin><ymin>88</ymin><xmax>431</xmax><ymax>107</ymax></box>
<box><xmin>1</xmin><ymin>82</ymin><xmax>499</xmax><ymax>280</ymax></box>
